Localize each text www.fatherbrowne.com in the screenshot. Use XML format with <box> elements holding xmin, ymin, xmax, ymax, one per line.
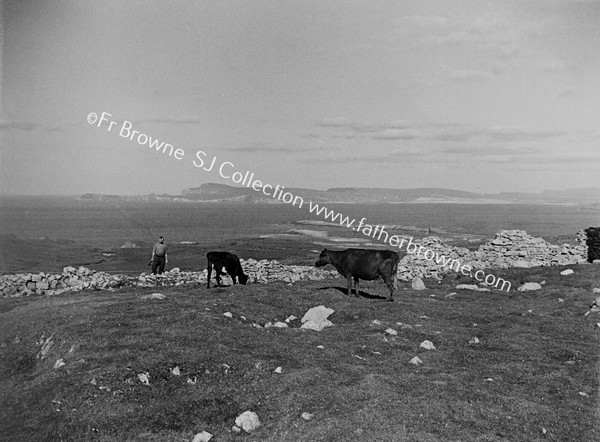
<box><xmin>87</xmin><ymin>111</ymin><xmax>511</xmax><ymax>292</ymax></box>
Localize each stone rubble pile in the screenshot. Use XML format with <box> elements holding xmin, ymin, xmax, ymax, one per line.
<box><xmin>397</xmin><ymin>229</ymin><xmax>589</xmax><ymax>281</ymax></box>
<box><xmin>397</xmin><ymin>236</ymin><xmax>470</xmax><ymax>281</ymax></box>
<box><xmin>0</xmin><ymin>260</ymin><xmax>340</xmax><ymax>297</ymax></box>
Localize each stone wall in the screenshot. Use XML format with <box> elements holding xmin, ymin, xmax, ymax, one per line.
<box><xmin>0</xmin><ymin>260</ymin><xmax>340</xmax><ymax>297</ymax></box>
<box><xmin>1</xmin><ymin>229</ymin><xmax>595</xmax><ymax>297</ymax></box>
<box><xmin>397</xmin><ymin>229</ymin><xmax>589</xmax><ymax>281</ymax></box>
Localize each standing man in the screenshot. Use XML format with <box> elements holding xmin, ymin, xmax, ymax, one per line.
<box><xmin>150</xmin><ymin>236</ymin><xmax>168</xmax><ymax>275</ymax></box>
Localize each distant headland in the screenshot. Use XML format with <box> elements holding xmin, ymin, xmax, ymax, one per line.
<box><xmin>78</xmin><ymin>183</ymin><xmax>600</xmax><ymax>205</ymax></box>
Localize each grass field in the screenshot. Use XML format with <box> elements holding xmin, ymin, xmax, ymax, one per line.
<box><xmin>1</xmin><ymin>264</ymin><xmax>599</xmax><ymax>441</ymax></box>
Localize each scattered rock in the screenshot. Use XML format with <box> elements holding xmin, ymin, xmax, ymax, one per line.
<box><xmin>456</xmin><ymin>284</ymin><xmax>488</xmax><ymax>292</ymax></box>
<box><xmin>223</xmin><ymin>312</ymin><xmax>233</xmax><ymax>318</ymax></box>
<box><xmin>285</xmin><ymin>315</ymin><xmax>297</xmax><ymax>323</ymax></box>
<box><xmin>301</xmin><ymin>412</ymin><xmax>314</xmax><ymax>421</ymax></box>
<box><xmin>54</xmin><ymin>359</ymin><xmax>65</xmax><ymax>369</ymax></box>
<box><xmin>142</xmin><ymin>293</ymin><xmax>166</xmax><ymax>300</ymax></box>
<box><xmin>235</xmin><ymin>411</ymin><xmax>260</xmax><ymax>433</ymax></box>
<box><xmin>420</xmin><ymin>340</ymin><xmax>436</xmax><ymax>350</ymax></box>
<box><xmin>560</xmin><ymin>269</ymin><xmax>574</xmax><ymax>276</ymax></box>
<box><xmin>411</xmin><ymin>277</ymin><xmax>426</xmax><ymax>290</ymax></box>
<box><xmin>301</xmin><ymin>306</ymin><xmax>335</xmax><ymax>331</ymax></box>
<box><xmin>137</xmin><ymin>372</ymin><xmax>151</xmax><ymax>386</ymax></box>
<box><xmin>191</xmin><ymin>431</ymin><xmax>214</xmax><ymax>442</ymax></box>
<box><xmin>409</xmin><ymin>356</ymin><xmax>423</xmax><ymax>365</ymax></box>
<box><xmin>273</xmin><ymin>322</ymin><xmax>288</xmax><ymax>328</ymax></box>
<box><xmin>517</xmin><ymin>282</ymin><xmax>542</xmax><ymax>292</ymax></box>
<box><xmin>385</xmin><ymin>328</ymin><xmax>398</xmax><ymax>336</ymax></box>
<box><xmin>274</xmin><ymin>366</ymin><xmax>283</xmax><ymax>374</ymax></box>
<box><xmin>171</xmin><ymin>366</ymin><xmax>181</xmax><ymax>376</ymax></box>
<box><xmin>469</xmin><ymin>337</ymin><xmax>480</xmax><ymax>345</ymax></box>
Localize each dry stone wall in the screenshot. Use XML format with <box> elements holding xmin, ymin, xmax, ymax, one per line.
<box><xmin>0</xmin><ymin>260</ymin><xmax>340</xmax><ymax>297</ymax></box>
<box><xmin>1</xmin><ymin>229</ymin><xmax>595</xmax><ymax>297</ymax></box>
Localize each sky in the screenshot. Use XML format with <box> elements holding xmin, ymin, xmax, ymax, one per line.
<box><xmin>1</xmin><ymin>0</ymin><xmax>599</xmax><ymax>195</ymax></box>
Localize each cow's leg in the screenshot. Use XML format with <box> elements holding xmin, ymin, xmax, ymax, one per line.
<box><xmin>215</xmin><ymin>266</ymin><xmax>223</xmax><ymax>286</ymax></box>
<box><xmin>207</xmin><ymin>261</ymin><xmax>212</xmax><ymax>288</ymax></box>
<box><xmin>346</xmin><ymin>275</ymin><xmax>353</xmax><ymax>296</ymax></box>
<box><xmin>382</xmin><ymin>273</ymin><xmax>394</xmax><ymax>302</ymax></box>
<box><xmin>229</xmin><ymin>265</ymin><xmax>239</xmax><ymax>284</ymax></box>
<box><xmin>354</xmin><ymin>276</ymin><xmax>360</xmax><ymax>297</ymax></box>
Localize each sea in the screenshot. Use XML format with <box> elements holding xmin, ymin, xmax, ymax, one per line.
<box><xmin>1</xmin><ymin>196</ymin><xmax>599</xmax><ymax>248</ymax></box>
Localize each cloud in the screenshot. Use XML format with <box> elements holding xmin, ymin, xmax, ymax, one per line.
<box><xmin>442</xmin><ymin>66</ymin><xmax>496</xmax><ymax>82</ymax></box>
<box><xmin>534</xmin><ymin>58</ymin><xmax>568</xmax><ymax>72</ymax></box>
<box><xmin>133</xmin><ymin>116</ymin><xmax>202</xmax><ymax>125</ymax></box>
<box><xmin>0</xmin><ymin>120</ymin><xmax>62</xmax><ymax>132</ymax></box>
<box><xmin>399</xmin><ymin>15</ymin><xmax>450</xmax><ymax>28</ymax></box>
<box><xmin>227</xmin><ymin>142</ymin><xmax>324</xmax><ymax>153</ymax></box>
<box><xmin>316</xmin><ymin>118</ymin><xmax>566</xmax><ymax>145</ymax></box>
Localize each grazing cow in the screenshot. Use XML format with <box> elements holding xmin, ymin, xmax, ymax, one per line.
<box><xmin>206</xmin><ymin>251</ymin><xmax>249</xmax><ymax>288</ymax></box>
<box><xmin>315</xmin><ymin>248</ymin><xmax>399</xmax><ymax>301</ymax></box>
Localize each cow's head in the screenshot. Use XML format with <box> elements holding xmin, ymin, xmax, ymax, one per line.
<box><xmin>239</xmin><ymin>273</ymin><xmax>249</xmax><ymax>285</ymax></box>
<box><xmin>315</xmin><ymin>249</ymin><xmax>330</xmax><ymax>267</ymax></box>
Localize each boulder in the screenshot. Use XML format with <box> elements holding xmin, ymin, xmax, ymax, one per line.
<box><xmin>517</xmin><ymin>282</ymin><xmax>542</xmax><ymax>292</ymax></box>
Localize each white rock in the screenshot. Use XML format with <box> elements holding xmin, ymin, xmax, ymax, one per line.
<box><xmin>420</xmin><ymin>340</ymin><xmax>436</xmax><ymax>350</ymax></box>
<box><xmin>372</xmin><ymin>319</ymin><xmax>382</xmax><ymax>325</ymax></box>
<box><xmin>191</xmin><ymin>430</ymin><xmax>213</xmax><ymax>442</ymax></box>
<box><xmin>54</xmin><ymin>359</ymin><xmax>65</xmax><ymax>369</ymax></box>
<box><xmin>273</xmin><ymin>322</ymin><xmax>288</xmax><ymax>328</ymax></box>
<box><xmin>456</xmin><ymin>284</ymin><xmax>487</xmax><ymax>291</ymax></box>
<box><xmin>301</xmin><ymin>412</ymin><xmax>314</xmax><ymax>421</ymax></box>
<box><xmin>171</xmin><ymin>366</ymin><xmax>181</xmax><ymax>376</ymax></box>
<box><xmin>274</xmin><ymin>366</ymin><xmax>282</xmax><ymax>374</ymax></box>
<box><xmin>235</xmin><ymin>411</ymin><xmax>260</xmax><ymax>433</ymax></box>
<box><xmin>469</xmin><ymin>337</ymin><xmax>480</xmax><ymax>344</ymax></box>
<box><xmin>142</xmin><ymin>293</ymin><xmax>166</xmax><ymax>300</ymax></box>
<box><xmin>409</xmin><ymin>356</ymin><xmax>423</xmax><ymax>365</ymax></box>
<box><xmin>285</xmin><ymin>315</ymin><xmax>297</xmax><ymax>323</ymax></box>
<box><xmin>300</xmin><ymin>306</ymin><xmax>334</xmax><ymax>331</ymax></box>
<box><xmin>223</xmin><ymin>312</ymin><xmax>233</xmax><ymax>318</ymax></box>
<box><xmin>301</xmin><ymin>305</ymin><xmax>335</xmax><ymax>324</ymax></box>
<box><xmin>301</xmin><ymin>319</ymin><xmax>333</xmax><ymax>331</ymax></box>
<box><xmin>385</xmin><ymin>328</ymin><xmax>398</xmax><ymax>335</ymax></box>
<box><xmin>560</xmin><ymin>269</ymin><xmax>574</xmax><ymax>276</ymax></box>
<box><xmin>593</xmin><ymin>288</ymin><xmax>600</xmax><ymax>294</ymax></box>
<box><xmin>411</xmin><ymin>277</ymin><xmax>426</xmax><ymax>290</ymax></box>
<box><xmin>137</xmin><ymin>372</ymin><xmax>151</xmax><ymax>386</ymax></box>
<box><xmin>517</xmin><ymin>282</ymin><xmax>542</xmax><ymax>292</ymax></box>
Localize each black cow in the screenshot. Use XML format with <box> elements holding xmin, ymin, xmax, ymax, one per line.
<box><xmin>206</xmin><ymin>251</ymin><xmax>249</xmax><ymax>288</ymax></box>
<box><xmin>315</xmin><ymin>248</ymin><xmax>399</xmax><ymax>301</ymax></box>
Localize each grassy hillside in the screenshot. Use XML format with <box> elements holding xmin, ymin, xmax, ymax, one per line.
<box><xmin>1</xmin><ymin>264</ymin><xmax>599</xmax><ymax>441</ymax></box>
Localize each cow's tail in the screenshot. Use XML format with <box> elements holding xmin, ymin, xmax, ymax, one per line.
<box><xmin>392</xmin><ymin>252</ymin><xmax>400</xmax><ymax>289</ymax></box>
